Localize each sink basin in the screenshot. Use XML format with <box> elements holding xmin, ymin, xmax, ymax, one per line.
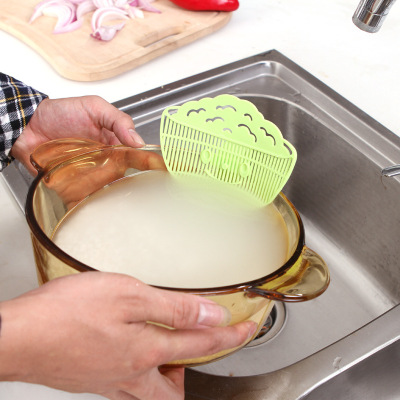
<box><xmin>2</xmin><ymin>50</ymin><xmax>400</xmax><ymax>398</ymax></box>
<box><xmin>302</xmin><ymin>335</ymin><xmax>400</xmax><ymax>400</ymax></box>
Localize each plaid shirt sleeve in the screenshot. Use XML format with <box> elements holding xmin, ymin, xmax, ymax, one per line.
<box><xmin>0</xmin><ymin>73</ymin><xmax>48</xmax><ymax>171</ymax></box>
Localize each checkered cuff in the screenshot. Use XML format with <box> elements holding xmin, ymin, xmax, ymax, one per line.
<box><xmin>0</xmin><ymin>73</ymin><xmax>48</xmax><ymax>171</ymax></box>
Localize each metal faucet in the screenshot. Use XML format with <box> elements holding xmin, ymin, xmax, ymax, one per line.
<box><xmin>353</xmin><ymin>0</ymin><xmax>397</xmax><ymax>32</ymax></box>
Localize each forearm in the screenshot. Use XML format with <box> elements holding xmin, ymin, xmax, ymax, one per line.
<box><xmin>0</xmin><ymin>73</ymin><xmax>48</xmax><ymax>171</ymax></box>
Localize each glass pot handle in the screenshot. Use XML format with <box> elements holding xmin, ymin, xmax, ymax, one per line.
<box><xmin>245</xmin><ymin>247</ymin><xmax>330</xmax><ymax>302</ymax></box>
<box><xmin>30</xmin><ymin>140</ymin><xmax>162</xmax><ymax>173</ymax></box>
<box><xmin>30</xmin><ymin>138</ymin><xmax>109</xmax><ymax>173</ymax></box>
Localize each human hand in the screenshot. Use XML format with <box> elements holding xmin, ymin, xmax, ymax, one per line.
<box><xmin>11</xmin><ymin>96</ymin><xmax>144</xmax><ymax>172</ymax></box>
<box><xmin>0</xmin><ymin>272</ymin><xmax>256</xmax><ymax>400</ymax></box>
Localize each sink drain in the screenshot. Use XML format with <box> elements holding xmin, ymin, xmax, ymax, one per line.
<box><xmin>245</xmin><ymin>302</ymin><xmax>286</xmax><ymax>347</ymax></box>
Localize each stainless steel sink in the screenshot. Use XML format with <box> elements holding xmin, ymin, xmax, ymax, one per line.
<box><xmin>2</xmin><ymin>50</ymin><xmax>400</xmax><ymax>398</ymax></box>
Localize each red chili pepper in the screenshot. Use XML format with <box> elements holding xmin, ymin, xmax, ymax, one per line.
<box><xmin>169</xmin><ymin>0</ymin><xmax>239</xmax><ymax>12</ymax></box>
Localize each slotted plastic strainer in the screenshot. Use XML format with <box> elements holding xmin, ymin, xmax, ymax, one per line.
<box><xmin>160</xmin><ymin>94</ymin><xmax>297</xmax><ymax>205</ymax></box>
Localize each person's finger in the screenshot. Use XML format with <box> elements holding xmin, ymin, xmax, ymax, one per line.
<box><xmin>93</xmin><ymin>98</ymin><xmax>145</xmax><ymax>148</ymax></box>
<box><xmin>99</xmin><ymin>127</ymin><xmax>124</xmax><ymax>146</ymax></box>
<box><xmin>158</xmin><ymin>366</ymin><xmax>185</xmax><ymax>389</ymax></box>
<box><xmin>119</xmin><ymin>277</ymin><xmax>232</xmax><ymax>328</ymax></box>
<box><xmin>135</xmin><ymin>320</ymin><xmax>257</xmax><ymax>365</ymax></box>
<box><xmin>112</xmin><ymin>120</ymin><xmax>145</xmax><ymax>148</ymax></box>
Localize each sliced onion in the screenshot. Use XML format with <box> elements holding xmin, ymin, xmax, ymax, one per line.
<box><xmin>91</xmin><ymin>21</ymin><xmax>125</xmax><ymax>40</ymax></box>
<box><xmin>29</xmin><ymin>0</ymin><xmax>72</xmax><ymax>24</ymax></box>
<box><xmin>137</xmin><ymin>0</ymin><xmax>161</xmax><ymax>13</ymax></box>
<box><xmin>93</xmin><ymin>0</ymin><xmax>114</xmax><ymax>8</ymax></box>
<box><xmin>91</xmin><ymin>7</ymin><xmax>128</xmax><ymax>31</ymax></box>
<box><xmin>45</xmin><ymin>5</ymin><xmax>75</xmax><ymax>26</ymax></box>
<box><xmin>76</xmin><ymin>0</ymin><xmax>96</xmax><ymax>19</ymax></box>
<box><xmin>128</xmin><ymin>6</ymin><xmax>144</xmax><ymax>18</ymax></box>
<box><xmin>31</xmin><ymin>1</ymin><xmax>78</xmax><ymax>34</ymax></box>
<box><xmin>114</xmin><ymin>0</ymin><xmax>130</xmax><ymax>8</ymax></box>
<box><xmin>30</xmin><ymin>0</ymin><xmax>161</xmax><ymax>41</ymax></box>
<box><xmin>55</xmin><ymin>18</ymin><xmax>83</xmax><ymax>33</ymax></box>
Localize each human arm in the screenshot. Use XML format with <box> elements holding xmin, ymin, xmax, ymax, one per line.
<box><xmin>0</xmin><ymin>72</ymin><xmax>47</xmax><ymax>171</ymax></box>
<box><xmin>0</xmin><ymin>72</ymin><xmax>144</xmax><ymax>173</ymax></box>
<box><xmin>0</xmin><ymin>75</ymin><xmax>256</xmax><ymax>399</ymax></box>
<box><xmin>0</xmin><ymin>272</ymin><xmax>255</xmax><ymax>400</ymax></box>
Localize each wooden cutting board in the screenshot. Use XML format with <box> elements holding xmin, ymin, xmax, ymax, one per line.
<box><xmin>0</xmin><ymin>0</ymin><xmax>231</xmax><ymax>81</ymax></box>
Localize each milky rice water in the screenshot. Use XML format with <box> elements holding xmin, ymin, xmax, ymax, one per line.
<box><xmin>53</xmin><ymin>170</ymin><xmax>289</xmax><ymax>288</ymax></box>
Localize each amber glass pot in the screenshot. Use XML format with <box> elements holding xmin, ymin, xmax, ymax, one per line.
<box><xmin>25</xmin><ymin>139</ymin><xmax>330</xmax><ymax>366</ymax></box>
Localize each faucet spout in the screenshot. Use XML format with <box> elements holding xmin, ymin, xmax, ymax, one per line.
<box><xmin>353</xmin><ymin>0</ymin><xmax>397</xmax><ymax>32</ymax></box>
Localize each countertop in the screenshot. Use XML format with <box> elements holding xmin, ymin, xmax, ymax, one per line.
<box><xmin>1</xmin><ymin>0</ymin><xmax>400</xmax><ymax>398</ymax></box>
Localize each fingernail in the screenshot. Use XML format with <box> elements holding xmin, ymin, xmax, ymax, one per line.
<box><xmin>198</xmin><ymin>302</ymin><xmax>232</xmax><ymax>327</ymax></box>
<box><xmin>246</xmin><ymin>321</ymin><xmax>258</xmax><ymax>340</ymax></box>
<box><xmin>129</xmin><ymin>129</ymin><xmax>145</xmax><ymax>146</ymax></box>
